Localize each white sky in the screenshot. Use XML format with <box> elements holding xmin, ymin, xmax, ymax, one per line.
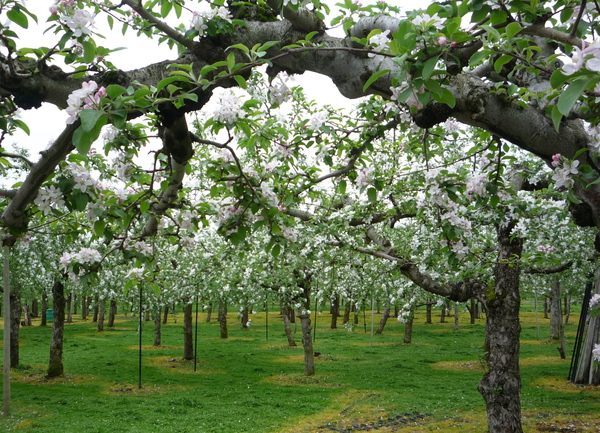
<box><xmin>3</xmin><ymin>0</ymin><xmax>424</xmax><ymax>175</ymax></box>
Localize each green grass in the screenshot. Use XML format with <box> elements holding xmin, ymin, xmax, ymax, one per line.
<box><xmin>1</xmin><ymin>302</ymin><xmax>599</xmax><ymax>432</ymax></box>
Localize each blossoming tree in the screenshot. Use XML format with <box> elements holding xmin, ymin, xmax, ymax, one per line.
<box><xmin>2</xmin><ymin>0</ymin><xmax>600</xmax><ymax>431</ymax></box>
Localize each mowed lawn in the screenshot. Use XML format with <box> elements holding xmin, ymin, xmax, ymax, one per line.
<box><xmin>1</xmin><ymin>301</ymin><xmax>599</xmax><ymax>432</ymax></box>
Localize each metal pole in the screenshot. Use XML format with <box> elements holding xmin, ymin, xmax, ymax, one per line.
<box><xmin>265</xmin><ymin>300</ymin><xmax>268</xmax><ymax>341</ymax></box>
<box><xmin>312</xmin><ymin>298</ymin><xmax>317</xmax><ymax>342</ymax></box>
<box><xmin>3</xmin><ymin>244</ymin><xmax>11</xmax><ymax>416</ymax></box>
<box><xmin>370</xmin><ymin>291</ymin><xmax>375</xmax><ymax>347</ymax></box>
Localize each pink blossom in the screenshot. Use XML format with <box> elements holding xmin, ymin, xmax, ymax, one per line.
<box><xmin>551</xmin><ymin>153</ymin><xmax>561</xmax><ymax>167</ymax></box>
<box><xmin>436</xmin><ymin>35</ymin><xmax>448</xmax><ymax>46</ymax></box>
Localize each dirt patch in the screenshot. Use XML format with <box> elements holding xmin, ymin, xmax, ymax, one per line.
<box><xmin>12</xmin><ymin>365</ymin><xmax>96</xmax><ymax>386</ymax></box>
<box><xmin>147</xmin><ymin>356</ymin><xmax>226</xmax><ymax>374</ymax></box>
<box><xmin>102</xmin><ymin>382</ymin><xmax>185</xmax><ymax>395</ymax></box>
<box><xmin>531</xmin><ymin>377</ymin><xmax>600</xmax><ymax>394</ymax></box>
<box><xmin>271</xmin><ymin>354</ymin><xmax>342</xmax><ymax>364</ymax></box>
<box><xmin>262</xmin><ymin>372</ymin><xmax>344</xmax><ymax>388</ymax></box>
<box><xmin>317</xmin><ymin>412</ymin><xmax>431</xmax><ymax>432</ymax></box>
<box><xmin>432</xmin><ymin>360</ymin><xmax>486</xmax><ymax>372</ymax></box>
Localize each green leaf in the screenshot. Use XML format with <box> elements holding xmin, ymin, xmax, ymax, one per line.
<box><xmin>338</xmin><ymin>180</ymin><xmax>347</xmax><ymax>195</ymax></box>
<box><xmin>234</xmin><ymin>75</ymin><xmax>247</xmax><ymax>89</ymax></box>
<box><xmin>551</xmin><ymin>105</ymin><xmax>563</xmax><ymax>132</ymax></box>
<box><xmin>82</xmin><ymin>39</ymin><xmax>96</xmax><ymax>63</ymax></box>
<box><xmin>227</xmin><ymin>52</ymin><xmax>235</xmax><ymax>72</ymax></box>
<box><xmin>557</xmin><ymin>77</ymin><xmax>589</xmax><ymax>116</ymax></box>
<box><xmin>160</xmin><ymin>1</ymin><xmax>172</xmax><ymax>17</ymax></box>
<box><xmin>73</xmin><ymin>191</ymin><xmax>90</xmax><ymax>211</ymax></box>
<box><xmin>72</xmin><ymin>116</ymin><xmax>107</xmax><ymax>154</ymax></box>
<box><xmin>421</xmin><ymin>55</ymin><xmax>439</xmax><ymax>80</ymax></box>
<box><xmin>93</xmin><ymin>220</ymin><xmax>106</xmax><ymax>238</ymax></box>
<box><xmin>227</xmin><ymin>43</ymin><xmax>249</xmax><ymax>54</ymax></box>
<box><xmin>493</xmin><ymin>55</ymin><xmax>513</xmax><ymax>74</ymax></box>
<box><xmin>362</xmin><ymin>69</ymin><xmax>390</xmax><ymax>92</ymax></box>
<box><xmin>550</xmin><ymin>69</ymin><xmax>570</xmax><ymax>89</ymax></box>
<box><xmin>505</xmin><ymin>22</ymin><xmax>522</xmax><ymax>39</ymax></box>
<box><xmin>105</xmin><ymin>84</ymin><xmax>127</xmax><ymax>99</ymax></box>
<box><xmin>7</xmin><ymin>7</ymin><xmax>28</xmax><ymax>29</ymax></box>
<box><xmin>79</xmin><ymin>109</ymin><xmax>105</xmax><ymax>132</ymax></box>
<box><xmin>367</xmin><ymin>187</ymin><xmax>377</xmax><ymax>203</ymax></box>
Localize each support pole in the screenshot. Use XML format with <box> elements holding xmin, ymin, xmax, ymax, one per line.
<box><xmin>194</xmin><ymin>295</ymin><xmax>199</xmax><ymax>372</ymax></box>
<box><xmin>3</xmin><ymin>244</ymin><xmax>11</xmax><ymax>416</ymax></box>
<box><xmin>138</xmin><ymin>285</ymin><xmax>143</xmax><ymax>389</ymax></box>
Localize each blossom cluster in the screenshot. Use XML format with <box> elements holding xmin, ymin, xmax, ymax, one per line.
<box><xmin>60</xmin><ymin>247</ymin><xmax>102</xmax><ymax>269</ymax></box>
<box><xmin>368</xmin><ymin>30</ymin><xmax>390</xmax><ymax>57</ymax></box>
<box><xmin>551</xmin><ymin>154</ymin><xmax>579</xmax><ymax>190</ymax></box>
<box><xmin>213</xmin><ymin>90</ymin><xmax>246</xmax><ymax>125</ymax></box>
<box><xmin>65</xmin><ymin>80</ymin><xmax>106</xmax><ymax>124</ymax></box>
<box><xmin>268</xmin><ymin>72</ymin><xmax>292</xmax><ymax>106</ymax></box>
<box><xmin>67</xmin><ymin>162</ymin><xmax>100</xmax><ymax>194</ymax></box>
<box><xmin>189</xmin><ymin>7</ymin><xmax>232</xmax><ymax>36</ymax></box>
<box><xmin>593</xmin><ymin>344</ymin><xmax>600</xmax><ymax>363</ymax></box>
<box><xmin>562</xmin><ymin>40</ymin><xmax>600</xmax><ymax>75</ymax></box>
<box><xmin>34</xmin><ymin>185</ymin><xmax>66</xmax><ymax>215</ymax></box>
<box><xmin>590</xmin><ymin>293</ymin><xmax>600</xmax><ymax>317</ymax></box>
<box><xmin>50</xmin><ymin>1</ymin><xmax>96</xmax><ymax>38</ymax></box>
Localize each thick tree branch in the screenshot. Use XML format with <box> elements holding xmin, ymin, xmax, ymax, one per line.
<box><xmin>524</xmin><ymin>261</ymin><xmax>574</xmax><ymax>275</ymax></box>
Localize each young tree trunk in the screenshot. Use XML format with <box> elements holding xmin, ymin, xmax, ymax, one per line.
<box><xmin>478</xmin><ymin>224</ymin><xmax>523</xmax><ymax>433</ymax></box>
<box><xmin>469</xmin><ymin>298</ymin><xmax>477</xmax><ymax>324</ymax></box>
<box><xmin>343</xmin><ymin>298</ymin><xmax>351</xmax><ymax>325</ymax></box>
<box><xmin>241</xmin><ymin>306</ymin><xmax>249</xmax><ymax>328</ymax></box>
<box><xmin>153</xmin><ymin>309</ymin><xmax>161</xmax><ymax>346</ymax></box>
<box><xmin>454</xmin><ymin>303</ymin><xmax>460</xmax><ymax>331</ymax></box>
<box><xmin>204</xmin><ymin>303</ymin><xmax>212</xmax><ymax>322</ymax></box>
<box><xmin>353</xmin><ymin>304</ymin><xmax>359</xmax><ymax>325</ymax></box>
<box><xmin>10</xmin><ymin>291</ymin><xmax>21</xmax><ymax>367</ymax></box>
<box><xmin>41</xmin><ymin>293</ymin><xmax>48</xmax><ymax>326</ymax></box>
<box><xmin>97</xmin><ymin>298</ymin><xmax>105</xmax><ymax>332</ymax></box>
<box><xmin>66</xmin><ymin>293</ymin><xmax>73</xmax><ymax>324</ymax></box>
<box><xmin>81</xmin><ymin>296</ymin><xmax>87</xmax><ymax>320</ymax></box>
<box><xmin>440</xmin><ymin>302</ymin><xmax>447</xmax><ymax>323</ymax></box>
<box><xmin>218</xmin><ymin>300</ymin><xmax>228</xmax><ymax>339</ymax></box>
<box><xmin>330</xmin><ymin>295</ymin><xmax>339</xmax><ymax>329</ymax></box>
<box><xmin>543</xmin><ymin>296</ymin><xmax>549</xmax><ymax>319</ymax></box>
<box><xmin>31</xmin><ymin>299</ymin><xmax>38</xmax><ymax>318</ymax></box>
<box><xmin>403</xmin><ymin>311</ymin><xmax>414</xmax><ymax>344</ymax></box>
<box><xmin>183</xmin><ymin>299</ymin><xmax>193</xmax><ymax>360</ymax></box>
<box><xmin>92</xmin><ymin>294</ymin><xmax>99</xmax><ymax>322</ymax></box>
<box><xmin>163</xmin><ymin>305</ymin><xmax>169</xmax><ymax>324</ymax></box>
<box><xmin>375</xmin><ymin>305</ymin><xmax>391</xmax><ymax>334</ymax></box>
<box><xmin>107</xmin><ymin>300</ymin><xmax>117</xmax><ymax>328</ymax></box>
<box><xmin>564</xmin><ymin>295</ymin><xmax>570</xmax><ymax>326</ymax></box>
<box><xmin>48</xmin><ymin>278</ymin><xmax>66</xmax><ymax>377</ymax></box>
<box><xmin>281</xmin><ymin>304</ymin><xmax>297</xmax><ymax>347</ymax></box>
<box><xmin>425</xmin><ymin>302</ymin><xmax>432</xmax><ymax>324</ymax></box>
<box><xmin>22</xmin><ymin>303</ymin><xmax>32</xmax><ymax>326</ymax></box>
<box><xmin>550</xmin><ymin>280</ymin><xmax>562</xmax><ymax>341</ymax></box>
<box><xmin>298</xmin><ymin>310</ymin><xmax>315</xmax><ymax>376</ymax></box>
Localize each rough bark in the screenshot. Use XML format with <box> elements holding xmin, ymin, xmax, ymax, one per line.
<box><xmin>478</xmin><ymin>224</ymin><xmax>523</xmax><ymax>433</ymax></box>
<box><xmin>97</xmin><ymin>299</ymin><xmax>105</xmax><ymax>332</ymax></box>
<box><xmin>425</xmin><ymin>302</ymin><xmax>432</xmax><ymax>324</ymax></box>
<box><xmin>183</xmin><ymin>300</ymin><xmax>193</xmax><ymax>360</ymax></box>
<box><xmin>204</xmin><ymin>303</ymin><xmax>212</xmax><ymax>322</ymax></box>
<box><xmin>9</xmin><ymin>291</ymin><xmax>20</xmax><ymax>367</ymax></box>
<box><xmin>163</xmin><ymin>305</ymin><xmax>169</xmax><ymax>324</ymax></box>
<box><xmin>107</xmin><ymin>300</ymin><xmax>117</xmax><ymax>328</ymax></box>
<box><xmin>240</xmin><ymin>306</ymin><xmax>249</xmax><ymax>329</ymax></box>
<box><xmin>92</xmin><ymin>295</ymin><xmax>99</xmax><ymax>322</ymax></box>
<box><xmin>41</xmin><ymin>293</ymin><xmax>48</xmax><ymax>326</ymax></box>
<box><xmin>48</xmin><ymin>278</ymin><xmax>66</xmax><ymax>378</ymax></box>
<box><xmin>66</xmin><ymin>293</ymin><xmax>73</xmax><ymax>324</ymax></box>
<box><xmin>573</xmin><ymin>273</ymin><xmax>600</xmax><ymax>385</ymax></box>
<box><xmin>298</xmin><ymin>310</ymin><xmax>315</xmax><ymax>376</ymax></box>
<box><xmin>218</xmin><ymin>300</ymin><xmax>228</xmax><ymax>339</ymax></box>
<box><xmin>403</xmin><ymin>312</ymin><xmax>414</xmax><ymax>344</ymax></box>
<box><xmin>153</xmin><ymin>310</ymin><xmax>162</xmax><ymax>347</ymax></box>
<box><xmin>343</xmin><ymin>298</ymin><xmax>352</xmax><ymax>325</ymax></box>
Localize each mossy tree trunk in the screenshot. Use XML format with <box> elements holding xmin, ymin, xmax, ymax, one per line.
<box><xmin>375</xmin><ymin>304</ymin><xmax>391</xmax><ymax>334</ymax></box>
<box><xmin>97</xmin><ymin>298</ymin><xmax>105</xmax><ymax>332</ymax></box>
<box><xmin>330</xmin><ymin>294</ymin><xmax>339</xmax><ymax>329</ymax></box>
<box><xmin>9</xmin><ymin>291</ymin><xmax>21</xmax><ymax>367</ymax></box>
<box><xmin>218</xmin><ymin>300</ymin><xmax>228</xmax><ymax>339</ymax></box>
<box><xmin>281</xmin><ymin>304</ymin><xmax>296</xmax><ymax>347</ymax></box>
<box><xmin>403</xmin><ymin>310</ymin><xmax>414</xmax><ymax>344</ymax></box>
<box><xmin>107</xmin><ymin>300</ymin><xmax>117</xmax><ymax>328</ymax></box>
<box><xmin>153</xmin><ymin>309</ymin><xmax>161</xmax><ymax>346</ymax></box>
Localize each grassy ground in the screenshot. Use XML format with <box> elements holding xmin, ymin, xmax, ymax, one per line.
<box><xmin>1</xmin><ymin>301</ymin><xmax>599</xmax><ymax>432</ymax></box>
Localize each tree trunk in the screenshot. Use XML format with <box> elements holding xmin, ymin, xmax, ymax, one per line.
<box><xmin>81</xmin><ymin>296</ymin><xmax>87</xmax><ymax>320</ymax></box>
<box><xmin>48</xmin><ymin>278</ymin><xmax>66</xmax><ymax>377</ymax></box>
<box><xmin>66</xmin><ymin>293</ymin><xmax>73</xmax><ymax>323</ymax></box>
<box><xmin>330</xmin><ymin>295</ymin><xmax>339</xmax><ymax>329</ymax></box>
<box><xmin>218</xmin><ymin>300</ymin><xmax>228</xmax><ymax>339</ymax></box>
<box><xmin>478</xmin><ymin>224</ymin><xmax>523</xmax><ymax>433</ymax></box>
<box><xmin>375</xmin><ymin>305</ymin><xmax>391</xmax><ymax>334</ymax></box>
<box><xmin>241</xmin><ymin>306</ymin><xmax>249</xmax><ymax>328</ymax></box>
<box><xmin>343</xmin><ymin>298</ymin><xmax>351</xmax><ymax>325</ymax></box>
<box><xmin>204</xmin><ymin>303</ymin><xmax>212</xmax><ymax>322</ymax></box>
<box><xmin>41</xmin><ymin>293</ymin><xmax>48</xmax><ymax>326</ymax></box>
<box><xmin>153</xmin><ymin>310</ymin><xmax>161</xmax><ymax>346</ymax></box>
<box><xmin>564</xmin><ymin>295</ymin><xmax>570</xmax><ymax>326</ymax></box>
<box><xmin>573</xmin><ymin>274</ymin><xmax>600</xmax><ymax>385</ymax></box>
<box><xmin>454</xmin><ymin>303</ymin><xmax>460</xmax><ymax>331</ymax></box>
<box><xmin>31</xmin><ymin>299</ymin><xmax>38</xmax><ymax>318</ymax></box>
<box><xmin>163</xmin><ymin>305</ymin><xmax>169</xmax><ymax>324</ymax></box>
<box><xmin>10</xmin><ymin>291</ymin><xmax>21</xmax><ymax>367</ymax></box>
<box><xmin>403</xmin><ymin>311</ymin><xmax>414</xmax><ymax>344</ymax></box>
<box><xmin>22</xmin><ymin>303</ymin><xmax>32</xmax><ymax>326</ymax></box>
<box><xmin>440</xmin><ymin>302</ymin><xmax>447</xmax><ymax>323</ymax></box>
<box><xmin>281</xmin><ymin>304</ymin><xmax>297</xmax><ymax>347</ymax></box>
<box><xmin>550</xmin><ymin>280</ymin><xmax>562</xmax><ymax>341</ymax></box>
<box><xmin>298</xmin><ymin>310</ymin><xmax>315</xmax><ymax>376</ymax></box>
<box><xmin>107</xmin><ymin>300</ymin><xmax>117</xmax><ymax>328</ymax></box>
<box><xmin>543</xmin><ymin>296</ymin><xmax>549</xmax><ymax>319</ymax></box>
<box><xmin>97</xmin><ymin>298</ymin><xmax>105</xmax><ymax>332</ymax></box>
<box><xmin>469</xmin><ymin>298</ymin><xmax>477</xmax><ymax>324</ymax></box>
<box><xmin>92</xmin><ymin>294</ymin><xmax>99</xmax><ymax>322</ymax></box>
<box><xmin>425</xmin><ymin>302</ymin><xmax>432</xmax><ymax>324</ymax></box>
<box><xmin>183</xmin><ymin>300</ymin><xmax>193</xmax><ymax>360</ymax></box>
